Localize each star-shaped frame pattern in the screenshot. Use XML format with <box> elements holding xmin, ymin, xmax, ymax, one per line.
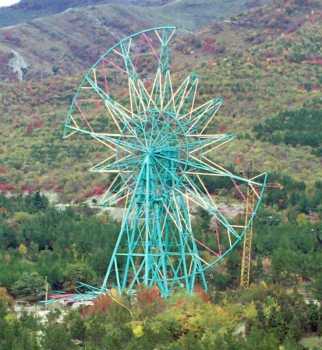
<box><xmin>64</xmin><ymin>27</ymin><xmax>267</xmax><ymax>295</ymax></box>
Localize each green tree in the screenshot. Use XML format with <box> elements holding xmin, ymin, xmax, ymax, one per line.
<box><xmin>63</xmin><ymin>262</ymin><xmax>96</xmax><ymax>291</ymax></box>
<box><xmin>42</xmin><ymin>321</ymin><xmax>77</xmax><ymax>350</ymax></box>
<box><xmin>12</xmin><ymin>272</ymin><xmax>45</xmax><ymax>300</ymax></box>
<box><xmin>0</xmin><ymin>301</ymin><xmax>40</xmax><ymax>350</ymax></box>
<box><xmin>312</xmin><ymin>273</ymin><xmax>322</xmax><ymax>302</ymax></box>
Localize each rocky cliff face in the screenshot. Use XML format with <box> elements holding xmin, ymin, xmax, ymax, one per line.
<box><xmin>8</xmin><ymin>50</ymin><xmax>28</xmax><ymax>81</ymax></box>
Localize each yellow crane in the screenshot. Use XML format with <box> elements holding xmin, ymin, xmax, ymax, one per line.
<box><xmin>240</xmin><ymin>182</ymin><xmax>282</xmax><ymax>288</ymax></box>
<box><xmin>240</xmin><ymin>187</ymin><xmax>255</xmax><ymax>288</ymax></box>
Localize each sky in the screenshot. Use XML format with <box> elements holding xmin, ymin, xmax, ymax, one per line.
<box><xmin>0</xmin><ymin>0</ymin><xmax>20</xmax><ymax>8</ymax></box>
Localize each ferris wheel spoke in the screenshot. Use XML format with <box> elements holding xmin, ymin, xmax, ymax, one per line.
<box><xmin>63</xmin><ymin>125</ymin><xmax>114</xmax><ymax>152</ymax></box>
<box><xmin>149</xmin><ymin>66</ymin><xmax>173</xmax><ymax>112</ymax></box>
<box><xmin>199</xmin><ymin>99</ymin><xmax>224</xmax><ymax>135</ymax></box>
<box><xmin>193</xmin><ymin>237</ymin><xmax>220</xmax><ymax>257</ymax></box>
<box><xmin>158</xmin><ymin>38</ymin><xmax>170</xmax><ymax>76</ymax></box>
<box><xmin>180</xmin><ymin>187</ymin><xmax>240</xmax><ymax>241</ymax></box>
<box><xmin>185</xmin><ymin>98</ymin><xmax>223</xmax><ymax>133</ymax></box>
<box><xmin>100</xmin><ymin>172</ymin><xmax>121</xmax><ymax>200</ymax></box>
<box><xmin>155</xmin><ymin>27</ymin><xmax>175</xmax><ymax>75</ymax></box>
<box><xmin>66</xmin><ymin>125</ymin><xmax>140</xmax><ymax>154</ymax></box>
<box><xmin>163</xmin><ymin>74</ymin><xmax>189</xmax><ymax>112</ymax></box>
<box><xmin>89</xmin><ymin>153</ymin><xmax>117</xmax><ymax>172</ymax></box>
<box><xmin>141</xmin><ymin>32</ymin><xmax>159</xmax><ymax>59</ymax></box>
<box><xmin>73</xmin><ymin>101</ymin><xmax>94</xmax><ymax>133</ymax></box>
<box><xmin>153</xmin><ymin>153</ymin><xmax>225</xmax><ymax>177</ymax></box>
<box><xmin>195</xmin><ymin>173</ymin><xmax>217</xmax><ymax>208</ymax></box>
<box><xmin>153</xmin><ymin>151</ymin><xmax>263</xmax><ymax>188</ymax></box>
<box><xmin>99</xmin><ymin>179</ymin><xmax>132</xmax><ymax>207</ymax></box>
<box><xmin>137</xmin><ymin>79</ymin><xmax>161</xmax><ymax>115</ymax></box>
<box><xmin>164</xmin><ymin>74</ymin><xmax>199</xmax><ymax>116</ymax></box>
<box><xmin>128</xmin><ymin>78</ymin><xmax>149</xmax><ymax>116</ymax></box>
<box><xmin>154</xmin><ymin>68</ymin><xmax>166</xmax><ymax>110</ymax></box>
<box><xmin>181</xmin><ymin>175</ymin><xmax>240</xmax><ymax>240</ymax></box>
<box><xmin>85</xmin><ymin>74</ymin><xmax>129</xmax><ymax>115</ymax></box>
<box><xmin>85</xmin><ymin>75</ymin><xmax>129</xmax><ymax>125</ymax></box>
<box><xmin>172</xmin><ymin>193</ymin><xmax>189</xmax><ymax>232</ymax></box>
<box><xmin>85</xmin><ymin>74</ymin><xmax>144</xmax><ymax>135</ymax></box>
<box><xmin>93</xmin><ymin>133</ymin><xmax>144</xmax><ymax>153</ymax></box>
<box><xmin>63</xmin><ymin>114</ymin><xmax>83</xmax><ymax>137</ymax></box>
<box><xmin>101</xmin><ymin>190</ymin><xmax>130</xmax><ymax>207</ymax></box>
<box><xmin>183</xmin><ymin>177</ymin><xmax>236</xmax><ymax>235</ymax></box>
<box><xmin>198</xmin><ymin>135</ymin><xmax>236</xmax><ymax>156</ymax></box>
<box><xmin>186</xmin><ymin>133</ymin><xmax>235</xmax><ymax>154</ymax></box>
<box><xmin>147</xmin><ymin>69</ymin><xmax>161</xmax><ymax>110</ymax></box>
<box><xmin>118</xmin><ymin>39</ymin><xmax>152</xmax><ymax>116</ymax></box>
<box><xmin>189</xmin><ymin>154</ymin><xmax>265</xmax><ymax>186</ymax></box>
<box><xmin>178</xmin><ymin>96</ymin><xmax>209</xmax><ymax>121</ymax></box>
<box><xmin>90</xmin><ymin>154</ymin><xmax>140</xmax><ymax>173</ymax></box>
<box><xmin>118</xmin><ymin>38</ymin><xmax>138</xmax><ymax>81</ymax></box>
<box><xmin>138</xmin><ymin>78</ymin><xmax>160</xmax><ymax>112</ymax></box>
<box><xmin>193</xmin><ymin>174</ymin><xmax>244</xmax><ymax>247</ymax></box>
<box><xmin>161</xmin><ymin>70</ymin><xmax>176</xmax><ymax>112</ymax></box>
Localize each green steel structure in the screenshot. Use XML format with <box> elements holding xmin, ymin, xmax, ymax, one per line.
<box><xmin>63</xmin><ymin>27</ymin><xmax>267</xmax><ymax>298</ymax></box>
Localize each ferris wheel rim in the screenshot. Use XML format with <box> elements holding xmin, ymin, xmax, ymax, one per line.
<box><xmin>65</xmin><ymin>26</ymin><xmax>177</xmax><ymax>137</ymax></box>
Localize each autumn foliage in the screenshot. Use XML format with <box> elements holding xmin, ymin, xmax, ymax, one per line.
<box><xmin>136</xmin><ymin>285</ymin><xmax>164</xmax><ymax>316</ymax></box>
<box><xmin>0</xmin><ymin>183</ymin><xmax>15</xmax><ymax>193</ymax></box>
<box><xmin>81</xmin><ymin>293</ymin><xmax>113</xmax><ymax>317</ymax></box>
<box><xmin>136</xmin><ymin>285</ymin><xmax>161</xmax><ymax>304</ymax></box>
<box><xmin>194</xmin><ymin>284</ymin><xmax>211</xmax><ymax>303</ymax></box>
<box><xmin>84</xmin><ymin>185</ymin><xmax>106</xmax><ymax>198</ymax></box>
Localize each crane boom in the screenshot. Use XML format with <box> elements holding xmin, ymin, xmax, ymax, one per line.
<box><xmin>240</xmin><ymin>188</ymin><xmax>255</xmax><ymax>288</ymax></box>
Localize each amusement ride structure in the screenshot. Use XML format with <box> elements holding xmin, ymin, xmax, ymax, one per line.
<box><xmin>63</xmin><ymin>26</ymin><xmax>267</xmax><ymax>299</ymax></box>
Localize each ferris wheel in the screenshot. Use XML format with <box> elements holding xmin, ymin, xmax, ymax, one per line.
<box><xmin>63</xmin><ymin>26</ymin><xmax>267</xmax><ymax>298</ymax></box>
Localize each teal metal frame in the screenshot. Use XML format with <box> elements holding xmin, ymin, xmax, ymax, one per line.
<box><xmin>62</xmin><ymin>26</ymin><xmax>267</xmax><ymax>299</ymax></box>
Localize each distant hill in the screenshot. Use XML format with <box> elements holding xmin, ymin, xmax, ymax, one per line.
<box><xmin>158</xmin><ymin>0</ymin><xmax>269</xmax><ymax>29</ymax></box>
<box><xmin>0</xmin><ymin>0</ymin><xmax>270</xmax><ymax>81</ymax></box>
<box><xmin>0</xmin><ymin>0</ymin><xmax>171</xmax><ymax>27</ymax></box>
<box><xmin>0</xmin><ymin>0</ymin><xmax>270</xmax><ymax>29</ymax></box>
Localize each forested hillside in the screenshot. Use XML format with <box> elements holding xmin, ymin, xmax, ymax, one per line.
<box><xmin>0</xmin><ymin>0</ymin><xmax>322</xmax><ymax>348</ymax></box>
<box><xmin>0</xmin><ymin>175</ymin><xmax>321</xmax><ymax>348</ymax></box>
